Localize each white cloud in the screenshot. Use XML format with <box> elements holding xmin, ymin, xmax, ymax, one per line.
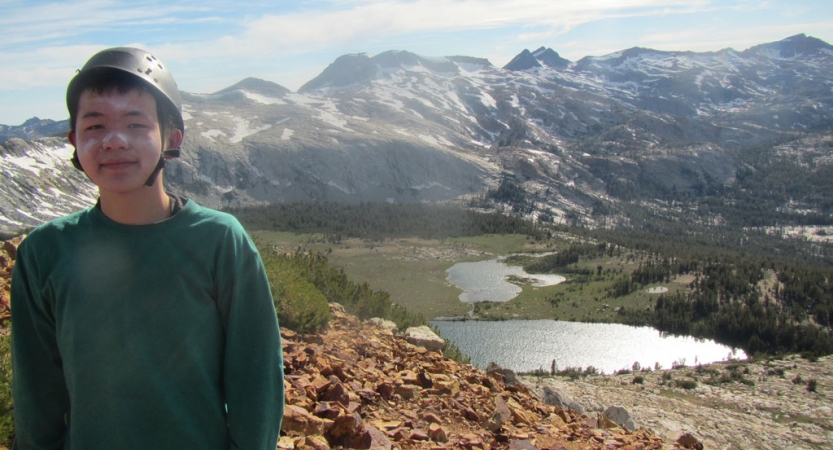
<box><xmin>230</xmin><ymin>0</ymin><xmax>710</xmax><ymax>53</ymax></box>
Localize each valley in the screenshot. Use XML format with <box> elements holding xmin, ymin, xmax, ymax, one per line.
<box><xmin>234</xmin><ymin>197</ymin><xmax>833</xmax><ymax>364</ymax></box>
<box><xmin>252</xmin><ymin>231</ymin><xmax>673</xmax><ymax>323</ymax></box>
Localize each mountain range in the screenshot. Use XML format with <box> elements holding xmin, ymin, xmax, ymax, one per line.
<box><xmin>2</xmin><ymin>33</ymin><xmax>832</xmax><ymax>237</ymax></box>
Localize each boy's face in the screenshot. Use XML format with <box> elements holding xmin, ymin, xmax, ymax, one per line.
<box><xmin>68</xmin><ymin>88</ymin><xmax>178</xmax><ymax>196</ymax></box>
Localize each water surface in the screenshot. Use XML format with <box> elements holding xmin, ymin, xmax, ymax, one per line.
<box><xmin>445</xmin><ymin>257</ymin><xmax>565</xmax><ymax>303</ymax></box>
<box><xmin>431</xmin><ymin>319</ymin><xmax>745</xmax><ymax>374</ymax></box>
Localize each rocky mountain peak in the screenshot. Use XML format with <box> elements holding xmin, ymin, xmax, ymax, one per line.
<box><xmin>298</xmin><ymin>53</ymin><xmax>377</xmax><ymax>92</ymax></box>
<box><xmin>532</xmin><ymin>47</ymin><xmax>570</xmax><ymax>69</ymax></box>
<box><xmin>0</xmin><ymin>117</ymin><xmax>67</xmax><ymax>142</ymax></box>
<box><xmin>213</xmin><ymin>77</ymin><xmax>291</xmax><ymax>97</ymax></box>
<box><xmin>743</xmin><ymin>33</ymin><xmax>833</xmax><ymax>58</ymax></box>
<box><xmin>370</xmin><ymin>50</ymin><xmax>461</xmax><ymax>77</ymax></box>
<box><xmin>503</xmin><ymin>49</ymin><xmax>542</xmax><ymax>71</ymax></box>
<box><xmin>447</xmin><ymin>55</ymin><xmax>494</xmax><ymax>70</ymax></box>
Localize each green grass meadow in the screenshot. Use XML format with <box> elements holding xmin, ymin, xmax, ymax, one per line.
<box><xmin>252</xmin><ymin>231</ymin><xmax>692</xmax><ymax>322</ymax></box>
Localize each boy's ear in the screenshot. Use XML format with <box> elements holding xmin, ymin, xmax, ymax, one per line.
<box><xmin>165</xmin><ymin>129</ymin><xmax>183</xmax><ymax>156</ymax></box>
<box><xmin>67</xmin><ymin>130</ymin><xmax>76</xmax><ymax>147</ymax></box>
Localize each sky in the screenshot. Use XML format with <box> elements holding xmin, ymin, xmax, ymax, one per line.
<box><xmin>1</xmin><ymin>0</ymin><xmax>832</xmax><ymax>126</ymax></box>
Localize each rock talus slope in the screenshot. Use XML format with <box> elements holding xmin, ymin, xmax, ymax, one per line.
<box><xmin>281</xmin><ymin>303</ymin><xmax>677</xmax><ymax>449</ymax></box>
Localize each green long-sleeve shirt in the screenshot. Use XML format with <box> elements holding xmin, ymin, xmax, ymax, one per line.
<box><xmin>11</xmin><ymin>199</ymin><xmax>284</xmax><ymax>449</ymax></box>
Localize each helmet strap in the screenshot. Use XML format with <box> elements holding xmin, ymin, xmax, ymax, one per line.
<box><xmin>71</xmin><ymin>150</ymin><xmax>84</xmax><ymax>171</ymax></box>
<box><xmin>144</xmin><ymin>149</ymin><xmax>180</xmax><ymax>186</ymax></box>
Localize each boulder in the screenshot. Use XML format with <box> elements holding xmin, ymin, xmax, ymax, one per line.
<box><xmin>328</xmin><ymin>413</ymin><xmax>363</xmax><ymax>439</ymax></box>
<box><xmin>507</xmin><ymin>397</ymin><xmax>538</xmax><ymax>425</ymax></box>
<box><xmin>351</xmin><ymin>424</ymin><xmax>392</xmax><ymax>450</ymax></box>
<box><xmin>603</xmin><ymin>405</ymin><xmax>637</xmax><ymax>431</ymax></box>
<box><xmin>541</xmin><ymin>386</ymin><xmax>585</xmax><ymax>414</ymax></box>
<box><xmin>364</xmin><ymin>317</ymin><xmax>398</xmax><ymax>334</ymax></box>
<box><xmin>394</xmin><ymin>384</ymin><xmax>420</xmax><ymax>399</ymax></box>
<box><xmin>428</xmin><ymin>422</ymin><xmax>449</xmax><ymax>443</ymax></box>
<box><xmin>314</xmin><ymin>401</ymin><xmax>342</xmax><ymax>420</ymax></box>
<box><xmin>302</xmin><ymin>435</ymin><xmax>330</xmax><ymax>450</ymax></box>
<box><xmin>676</xmin><ymin>432</ymin><xmax>704</xmax><ymax>450</ymax></box>
<box><xmin>487</xmin><ymin>395</ymin><xmax>512</xmax><ymax>431</ymax></box>
<box><xmin>486</xmin><ymin>362</ymin><xmax>519</xmax><ymax>384</ymax></box>
<box><xmin>403</xmin><ymin>326</ymin><xmax>444</xmax><ymax>352</ymax></box>
<box><xmin>282</xmin><ymin>405</ymin><xmax>334</xmax><ymax>436</ymax></box>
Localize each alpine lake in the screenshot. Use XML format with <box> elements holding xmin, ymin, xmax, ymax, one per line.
<box><xmin>255</xmin><ymin>232</ymin><xmax>747</xmax><ymax>373</ymax></box>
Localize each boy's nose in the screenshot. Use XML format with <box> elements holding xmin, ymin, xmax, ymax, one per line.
<box><xmin>102</xmin><ymin>131</ymin><xmax>128</xmax><ymax>150</ymax></box>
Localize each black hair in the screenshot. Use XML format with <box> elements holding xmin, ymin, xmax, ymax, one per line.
<box><xmin>67</xmin><ymin>69</ymin><xmax>180</xmax><ymax>140</ymax></box>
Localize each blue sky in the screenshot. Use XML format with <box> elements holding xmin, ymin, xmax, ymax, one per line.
<box><xmin>1</xmin><ymin>0</ymin><xmax>832</xmax><ymax>125</ymax></box>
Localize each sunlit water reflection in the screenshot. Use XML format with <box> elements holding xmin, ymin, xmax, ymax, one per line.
<box><xmin>445</xmin><ymin>257</ymin><xmax>565</xmax><ymax>303</ymax></box>
<box><xmin>430</xmin><ymin>319</ymin><xmax>746</xmax><ymax>374</ymax></box>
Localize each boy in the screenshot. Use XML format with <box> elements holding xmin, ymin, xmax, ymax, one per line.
<box><xmin>10</xmin><ymin>47</ymin><xmax>284</xmax><ymax>449</ymax></box>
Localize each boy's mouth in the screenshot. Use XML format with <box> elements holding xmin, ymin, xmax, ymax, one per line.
<box><xmin>100</xmin><ymin>159</ymin><xmax>136</xmax><ymax>170</ymax></box>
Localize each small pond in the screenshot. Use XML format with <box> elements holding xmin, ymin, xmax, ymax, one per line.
<box><xmin>445</xmin><ymin>256</ymin><xmax>565</xmax><ymax>303</ymax></box>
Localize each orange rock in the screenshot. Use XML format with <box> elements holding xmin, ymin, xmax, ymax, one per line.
<box><xmin>282</xmin><ymin>405</ymin><xmax>334</xmax><ymax>436</ymax></box>
<box><xmin>428</xmin><ymin>422</ymin><xmax>448</xmax><ymax>443</ymax></box>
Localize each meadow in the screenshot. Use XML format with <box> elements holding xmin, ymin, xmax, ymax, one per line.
<box><xmin>252</xmin><ymin>231</ymin><xmax>690</xmax><ymax>323</ymax></box>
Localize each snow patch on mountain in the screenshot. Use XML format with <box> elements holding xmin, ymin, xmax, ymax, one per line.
<box><xmin>230</xmin><ymin>117</ymin><xmax>271</xmax><ymax>143</ymax></box>
<box><xmin>243</xmin><ymin>91</ymin><xmax>285</xmax><ymax>105</ymax></box>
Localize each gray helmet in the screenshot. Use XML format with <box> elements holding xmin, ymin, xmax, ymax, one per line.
<box><xmin>66</xmin><ymin>47</ymin><xmax>183</xmax><ymax>185</ymax></box>
<box><xmin>66</xmin><ymin>47</ymin><xmax>184</xmax><ymax>133</ymax></box>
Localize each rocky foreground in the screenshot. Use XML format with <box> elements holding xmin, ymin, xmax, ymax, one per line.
<box><xmin>281</xmin><ymin>304</ymin><xmax>685</xmax><ymax>449</ymax></box>
<box><xmin>521</xmin><ymin>355</ymin><xmax>833</xmax><ymax>450</ymax></box>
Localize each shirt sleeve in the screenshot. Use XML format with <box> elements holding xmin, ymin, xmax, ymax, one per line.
<box><xmin>11</xmin><ymin>240</ymin><xmax>70</xmax><ymax>450</ymax></box>
<box><xmin>214</xmin><ymin>224</ymin><xmax>284</xmax><ymax>450</ymax></box>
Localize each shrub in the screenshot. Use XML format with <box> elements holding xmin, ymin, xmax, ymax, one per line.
<box><xmin>807</xmin><ymin>379</ymin><xmax>818</xmax><ymax>393</ymax></box>
<box><xmin>261</xmin><ymin>250</ymin><xmax>331</xmax><ymax>333</ymax></box>
<box><xmin>633</xmin><ymin>375</ymin><xmax>645</xmax><ymax>385</ymax></box>
<box><xmin>792</xmin><ymin>374</ymin><xmax>803</xmax><ymax>385</ymax></box>
<box><xmin>440</xmin><ymin>337</ymin><xmax>471</xmax><ymax>365</ymax></box>
<box><xmin>675</xmin><ymin>379</ymin><xmax>697</xmax><ymax>390</ymax></box>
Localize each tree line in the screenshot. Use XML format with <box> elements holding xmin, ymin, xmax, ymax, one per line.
<box><xmin>531</xmin><ymin>237</ymin><xmax>833</xmax><ymax>357</ymax></box>
<box><xmin>230</xmin><ymin>202</ymin><xmax>547</xmax><ymax>240</ymax></box>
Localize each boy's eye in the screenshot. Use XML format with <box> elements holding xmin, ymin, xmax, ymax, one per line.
<box><xmin>85</xmin><ymin>124</ymin><xmax>104</xmax><ymax>131</ymax></box>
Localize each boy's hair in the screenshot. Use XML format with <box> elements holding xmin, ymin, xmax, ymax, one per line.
<box><xmin>67</xmin><ymin>69</ymin><xmax>181</xmax><ymax>139</ymax></box>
